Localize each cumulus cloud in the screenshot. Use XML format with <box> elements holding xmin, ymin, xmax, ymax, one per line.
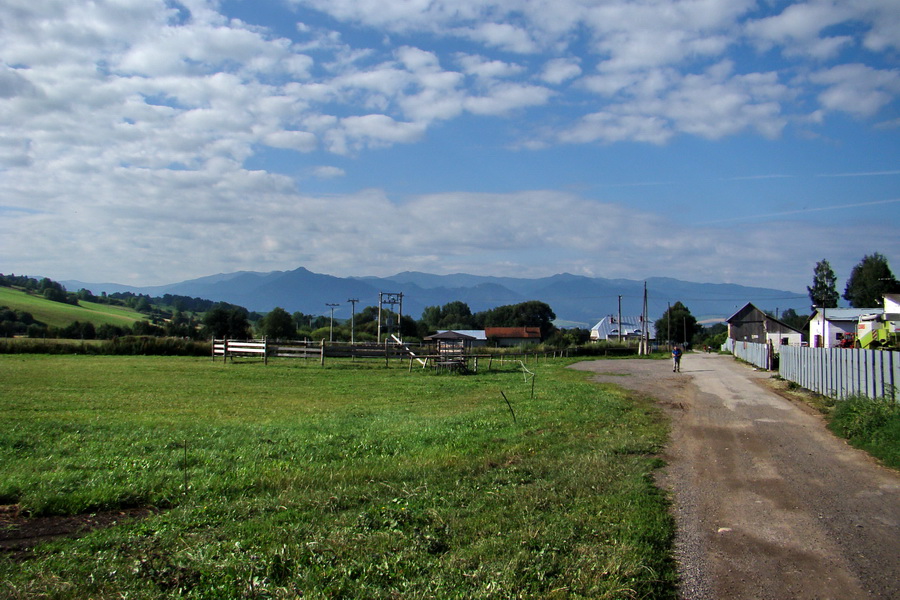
<box><xmin>4</xmin><ymin>174</ymin><xmax>893</xmax><ymax>291</ymax></box>
<box><xmin>539</xmin><ymin>58</ymin><xmax>581</xmax><ymax>85</ymax></box>
<box><xmin>559</xmin><ymin>62</ymin><xmax>789</xmax><ymax>144</ymax></box>
<box><xmin>311</xmin><ymin>165</ymin><xmax>346</xmax><ymax>179</ymax></box>
<box><xmin>1</xmin><ymin>1</ymin><xmax>898</xmax><ymax>290</ymax></box>
<box><xmin>810</xmin><ymin>64</ymin><xmax>900</xmax><ymax>117</ymax></box>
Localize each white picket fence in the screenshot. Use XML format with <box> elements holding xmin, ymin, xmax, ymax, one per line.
<box><xmin>724</xmin><ymin>339</ymin><xmax>899</xmax><ymax>401</ymax></box>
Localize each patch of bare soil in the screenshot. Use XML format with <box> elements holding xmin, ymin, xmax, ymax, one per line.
<box><xmin>0</xmin><ymin>504</ymin><xmax>154</xmax><ymax>560</ymax></box>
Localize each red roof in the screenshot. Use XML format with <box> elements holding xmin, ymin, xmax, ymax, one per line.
<box><xmin>484</xmin><ymin>326</ymin><xmax>542</xmax><ymax>339</ymax></box>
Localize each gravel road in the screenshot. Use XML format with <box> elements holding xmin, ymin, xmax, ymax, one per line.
<box><xmin>571</xmin><ymin>352</ymin><xmax>900</xmax><ymax>600</ymax></box>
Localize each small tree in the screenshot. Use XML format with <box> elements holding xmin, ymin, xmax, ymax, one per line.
<box><xmin>203</xmin><ymin>305</ymin><xmax>251</xmax><ymax>339</ymax></box>
<box><xmin>843</xmin><ymin>253</ymin><xmax>900</xmax><ymax>308</ymax></box>
<box><xmin>654</xmin><ymin>301</ymin><xmax>700</xmax><ymax>346</ymax></box>
<box><xmin>261</xmin><ymin>307</ymin><xmax>296</xmax><ymax>340</ymax></box>
<box><xmin>807</xmin><ymin>259</ymin><xmax>839</xmax><ymax>310</ymax></box>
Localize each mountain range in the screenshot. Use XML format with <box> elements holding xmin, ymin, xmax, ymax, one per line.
<box><xmin>64</xmin><ymin>267</ymin><xmax>811</xmax><ymax>327</ymax></box>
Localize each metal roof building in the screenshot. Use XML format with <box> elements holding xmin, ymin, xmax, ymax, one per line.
<box><xmin>590</xmin><ymin>315</ymin><xmax>655</xmax><ymax>341</ymax></box>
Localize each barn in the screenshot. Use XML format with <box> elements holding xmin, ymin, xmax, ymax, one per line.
<box><xmin>726</xmin><ymin>303</ymin><xmax>804</xmax><ymax>347</ymax></box>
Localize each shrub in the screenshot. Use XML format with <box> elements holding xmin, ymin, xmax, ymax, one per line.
<box><xmin>829</xmin><ymin>394</ymin><xmax>900</xmax><ymax>469</ymax></box>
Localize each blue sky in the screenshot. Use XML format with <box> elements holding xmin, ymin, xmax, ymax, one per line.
<box><xmin>1</xmin><ymin>0</ymin><xmax>898</xmax><ymax>294</ymax></box>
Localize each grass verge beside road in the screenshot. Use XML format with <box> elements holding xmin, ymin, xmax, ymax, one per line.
<box><xmin>828</xmin><ymin>394</ymin><xmax>900</xmax><ymax>470</ymax></box>
<box><xmin>0</xmin><ymin>355</ymin><xmax>675</xmax><ymax>599</ymax></box>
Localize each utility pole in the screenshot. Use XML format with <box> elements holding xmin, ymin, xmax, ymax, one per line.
<box><xmin>618</xmin><ymin>295</ymin><xmax>623</xmax><ymax>344</ymax></box>
<box><xmin>347</xmin><ymin>298</ymin><xmax>358</xmax><ymax>344</ymax></box>
<box><xmin>326</xmin><ymin>303</ymin><xmax>340</xmax><ymax>342</ymax></box>
<box><xmin>641</xmin><ymin>281</ymin><xmax>648</xmax><ymax>355</ymax></box>
<box><xmin>667</xmin><ymin>301</ymin><xmax>671</xmax><ymax>351</ymax></box>
<box><xmin>377</xmin><ymin>292</ymin><xmax>403</xmax><ymax>343</ymax></box>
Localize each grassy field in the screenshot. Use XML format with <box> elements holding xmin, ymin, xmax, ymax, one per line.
<box><xmin>0</xmin><ymin>286</ymin><xmax>146</xmax><ymax>329</ymax></box>
<box><xmin>0</xmin><ymin>355</ymin><xmax>675</xmax><ymax>599</ymax></box>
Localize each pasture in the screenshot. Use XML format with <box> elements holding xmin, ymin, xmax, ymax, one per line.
<box><xmin>0</xmin><ymin>355</ymin><xmax>675</xmax><ymax>599</ymax></box>
<box><xmin>0</xmin><ymin>286</ymin><xmax>146</xmax><ymax>329</ymax></box>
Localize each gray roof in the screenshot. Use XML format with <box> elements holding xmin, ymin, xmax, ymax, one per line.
<box><xmin>590</xmin><ymin>315</ymin><xmax>655</xmax><ymax>338</ymax></box>
<box><xmin>435</xmin><ymin>329</ymin><xmax>487</xmax><ymax>341</ymax></box>
<box><xmin>812</xmin><ymin>308</ymin><xmax>883</xmax><ymax>321</ymax></box>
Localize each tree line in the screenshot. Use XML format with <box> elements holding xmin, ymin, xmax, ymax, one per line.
<box><xmin>808</xmin><ymin>253</ymin><xmax>899</xmax><ymax>310</ymax></box>
<box><xmin>205</xmin><ymin>299</ymin><xmax>562</xmax><ymax>345</ymax></box>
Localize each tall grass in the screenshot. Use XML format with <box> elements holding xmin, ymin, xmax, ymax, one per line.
<box><xmin>828</xmin><ymin>393</ymin><xmax>900</xmax><ymax>469</ymax></box>
<box><xmin>0</xmin><ymin>356</ymin><xmax>675</xmax><ymax>599</ymax></box>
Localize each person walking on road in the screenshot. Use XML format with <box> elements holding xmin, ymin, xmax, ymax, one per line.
<box><xmin>672</xmin><ymin>345</ymin><xmax>683</xmax><ymax>372</ymax></box>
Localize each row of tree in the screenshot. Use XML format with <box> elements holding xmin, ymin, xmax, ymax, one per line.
<box><xmin>808</xmin><ymin>253</ymin><xmax>899</xmax><ymax>310</ymax></box>
<box><xmin>203</xmin><ymin>300</ymin><xmax>560</xmax><ymax>344</ymax></box>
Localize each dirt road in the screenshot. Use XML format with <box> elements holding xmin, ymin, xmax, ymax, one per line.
<box><xmin>571</xmin><ymin>352</ymin><xmax>900</xmax><ymax>600</ymax></box>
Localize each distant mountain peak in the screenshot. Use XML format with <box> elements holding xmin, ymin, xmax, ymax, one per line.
<box><xmin>65</xmin><ymin>266</ymin><xmax>808</xmax><ymax>324</ymax></box>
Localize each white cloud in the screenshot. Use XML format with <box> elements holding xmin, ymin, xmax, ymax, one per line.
<box><xmin>464</xmin><ymin>82</ymin><xmax>554</xmax><ymax>116</ymax></box>
<box><xmin>1</xmin><ymin>0</ymin><xmax>898</xmax><ymax>292</ymax></box>
<box><xmin>4</xmin><ymin>177</ymin><xmax>894</xmax><ymax>292</ymax></box>
<box><xmin>539</xmin><ymin>58</ymin><xmax>581</xmax><ymax>85</ymax></box>
<box><xmin>811</xmin><ymin>64</ymin><xmax>900</xmax><ymax>117</ymax></box>
<box><xmin>457</xmin><ymin>54</ymin><xmax>525</xmax><ymax>79</ymax></box>
<box><xmin>311</xmin><ymin>165</ymin><xmax>346</xmax><ymax>178</ymax></box>
<box><xmin>559</xmin><ymin>62</ymin><xmax>788</xmax><ymax>144</ymax></box>
<box><xmin>745</xmin><ymin>1</ymin><xmax>854</xmax><ymax>59</ymax></box>
<box><xmin>264</xmin><ymin>130</ymin><xmax>318</xmax><ymax>152</ymax></box>
<box><xmin>325</xmin><ymin>114</ymin><xmax>428</xmax><ymax>154</ymax></box>
<box><xmin>459</xmin><ymin>22</ymin><xmax>539</xmax><ymax>54</ymax></box>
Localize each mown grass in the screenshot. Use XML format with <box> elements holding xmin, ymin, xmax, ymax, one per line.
<box><xmin>0</xmin><ymin>286</ymin><xmax>146</xmax><ymax>329</ymax></box>
<box><xmin>828</xmin><ymin>393</ymin><xmax>900</xmax><ymax>469</ymax></box>
<box><xmin>0</xmin><ymin>355</ymin><xmax>675</xmax><ymax>599</ymax></box>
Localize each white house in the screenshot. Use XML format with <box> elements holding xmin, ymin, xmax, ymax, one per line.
<box><xmin>590</xmin><ymin>315</ymin><xmax>655</xmax><ymax>342</ymax></box>
<box><xmin>809</xmin><ymin>307</ymin><xmax>883</xmax><ymax>348</ymax></box>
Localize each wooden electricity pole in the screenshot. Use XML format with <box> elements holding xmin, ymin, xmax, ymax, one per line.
<box><xmin>347</xmin><ymin>298</ymin><xmax>358</xmax><ymax>344</ymax></box>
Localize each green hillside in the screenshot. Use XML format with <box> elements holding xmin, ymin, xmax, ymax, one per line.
<box><xmin>0</xmin><ymin>286</ymin><xmax>147</xmax><ymax>329</ymax></box>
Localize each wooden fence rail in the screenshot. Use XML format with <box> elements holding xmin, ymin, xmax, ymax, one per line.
<box><xmin>212</xmin><ymin>338</ymin><xmax>569</xmax><ymax>369</ymax></box>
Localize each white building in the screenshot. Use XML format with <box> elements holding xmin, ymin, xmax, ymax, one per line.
<box><xmin>808</xmin><ymin>307</ymin><xmax>883</xmax><ymax>348</ymax></box>
<box><xmin>590</xmin><ymin>315</ymin><xmax>655</xmax><ymax>342</ymax></box>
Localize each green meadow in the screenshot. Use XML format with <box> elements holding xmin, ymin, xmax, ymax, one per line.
<box><xmin>0</xmin><ymin>355</ymin><xmax>675</xmax><ymax>599</ymax></box>
<box><xmin>0</xmin><ymin>286</ymin><xmax>146</xmax><ymax>329</ymax></box>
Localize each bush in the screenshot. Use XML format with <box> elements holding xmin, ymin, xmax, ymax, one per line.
<box><xmin>829</xmin><ymin>394</ymin><xmax>900</xmax><ymax>469</ymax></box>
<box><xmin>0</xmin><ymin>337</ymin><xmax>211</xmax><ymax>356</ymax></box>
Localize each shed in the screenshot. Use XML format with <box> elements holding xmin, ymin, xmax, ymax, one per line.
<box><xmin>423</xmin><ymin>330</ymin><xmax>478</xmax><ymax>356</ymax></box>
<box><xmin>484</xmin><ymin>326</ymin><xmax>542</xmax><ymax>347</ymax></box>
<box><xmin>726</xmin><ymin>303</ymin><xmax>805</xmax><ymax>348</ymax></box>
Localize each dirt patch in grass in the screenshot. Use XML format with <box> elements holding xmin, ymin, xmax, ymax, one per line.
<box><xmin>0</xmin><ymin>505</ymin><xmax>155</xmax><ymax>560</ymax></box>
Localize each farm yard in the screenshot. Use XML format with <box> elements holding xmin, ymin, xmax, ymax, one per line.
<box><xmin>0</xmin><ymin>355</ymin><xmax>675</xmax><ymax>599</ymax></box>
